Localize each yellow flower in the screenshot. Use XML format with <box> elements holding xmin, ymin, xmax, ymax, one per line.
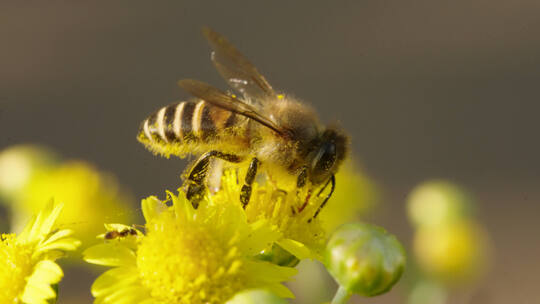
<box><xmin>12</xmin><ymin>161</ymin><xmax>134</xmax><ymax>248</ymax></box>
<box><xmin>84</xmin><ymin>192</ymin><xmax>296</xmax><ymax>304</ymax></box>
<box><xmin>216</xmin><ymin>169</ymin><xmax>327</xmax><ymax>260</ymax></box>
<box><xmin>413</xmin><ymin>219</ymin><xmax>488</xmax><ymax>284</ymax></box>
<box><xmin>0</xmin><ymin>201</ymin><xmax>80</xmax><ymax>303</ymax></box>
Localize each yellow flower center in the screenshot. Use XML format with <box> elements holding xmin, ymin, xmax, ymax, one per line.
<box><xmin>136</xmin><ymin>213</ymin><xmax>246</xmax><ymax>304</ymax></box>
<box><xmin>0</xmin><ymin>234</ymin><xmax>34</xmax><ymax>303</ymax></box>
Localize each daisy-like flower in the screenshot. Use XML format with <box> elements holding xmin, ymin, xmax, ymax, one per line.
<box><xmin>0</xmin><ymin>201</ymin><xmax>80</xmax><ymax>304</ymax></box>
<box><xmin>84</xmin><ymin>191</ymin><xmax>297</xmax><ymax>304</ymax></box>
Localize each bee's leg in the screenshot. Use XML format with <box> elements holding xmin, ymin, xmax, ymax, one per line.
<box><xmin>185</xmin><ymin>150</ymin><xmax>243</xmax><ymax>208</ymax></box>
<box><xmin>296</xmin><ymin>167</ymin><xmax>311</xmax><ymax>212</ymax></box>
<box><xmin>240</xmin><ymin>157</ymin><xmax>259</xmax><ymax>209</ymax></box>
<box><xmin>308</xmin><ymin>174</ymin><xmax>336</xmax><ymax>223</ymax></box>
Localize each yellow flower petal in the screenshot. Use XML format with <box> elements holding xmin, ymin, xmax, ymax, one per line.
<box><xmin>101</xmin><ymin>285</ymin><xmax>150</xmax><ymax>304</ymax></box>
<box><xmin>92</xmin><ymin>267</ymin><xmax>139</xmax><ymax>297</ymax></box>
<box><xmin>266</xmin><ymin>283</ymin><xmax>295</xmax><ymax>299</ymax></box>
<box><xmin>40</xmin><ymin>228</ymin><xmax>74</xmax><ymax>246</ymax></box>
<box><xmin>244</xmin><ymin>261</ymin><xmax>298</xmax><ymax>283</ymax></box>
<box><xmin>19</xmin><ymin>200</ymin><xmax>62</xmax><ymax>244</ymax></box>
<box><xmin>21</xmin><ymin>261</ymin><xmax>62</xmax><ymax>303</ymax></box>
<box><xmin>141</xmin><ymin>196</ymin><xmax>164</xmax><ymax>223</ymax></box>
<box><xmin>238</xmin><ymin>220</ymin><xmax>280</xmax><ymax>256</ymax></box>
<box><xmin>37</xmin><ymin>237</ymin><xmax>81</xmax><ymax>253</ymax></box>
<box><xmin>277</xmin><ymin>238</ymin><xmax>313</xmax><ymax>260</ymax></box>
<box><xmin>170</xmin><ymin>190</ymin><xmax>194</xmax><ymax>221</ymax></box>
<box><xmin>84</xmin><ymin>243</ymin><xmax>136</xmax><ymax>266</ymax></box>
<box><xmin>29</xmin><ymin>260</ymin><xmax>63</xmax><ymax>283</ymax></box>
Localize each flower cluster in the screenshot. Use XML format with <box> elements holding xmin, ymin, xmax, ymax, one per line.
<box><xmin>83</xmin><ymin>162</ymin><xmax>406</xmax><ymax>303</ymax></box>
<box><xmin>0</xmin><ymin>143</ymin><xmax>406</xmax><ymax>303</ymax></box>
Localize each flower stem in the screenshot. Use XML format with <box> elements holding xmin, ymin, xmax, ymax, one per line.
<box><xmin>331</xmin><ymin>286</ymin><xmax>352</xmax><ymax>304</ymax></box>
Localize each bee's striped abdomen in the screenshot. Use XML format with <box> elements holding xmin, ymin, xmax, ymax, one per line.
<box><xmin>140</xmin><ymin>100</ymin><xmax>238</xmax><ymax>146</ymax></box>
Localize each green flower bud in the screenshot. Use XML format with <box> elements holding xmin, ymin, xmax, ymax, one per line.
<box><xmin>226</xmin><ymin>289</ymin><xmax>287</xmax><ymax>304</ymax></box>
<box><xmin>325</xmin><ymin>222</ymin><xmax>406</xmax><ymax>297</ymax></box>
<box><xmin>407</xmin><ymin>180</ymin><xmax>472</xmax><ymax>228</ymax></box>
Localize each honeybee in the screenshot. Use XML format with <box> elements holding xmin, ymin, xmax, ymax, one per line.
<box><xmin>138</xmin><ymin>28</ymin><xmax>348</xmax><ymax>221</ymax></box>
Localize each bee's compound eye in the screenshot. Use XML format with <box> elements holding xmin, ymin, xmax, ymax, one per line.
<box><xmin>311</xmin><ymin>142</ymin><xmax>337</xmax><ymax>184</ymax></box>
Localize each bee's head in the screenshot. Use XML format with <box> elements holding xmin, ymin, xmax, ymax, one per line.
<box><xmin>308</xmin><ymin>126</ymin><xmax>349</xmax><ymax>185</ymax></box>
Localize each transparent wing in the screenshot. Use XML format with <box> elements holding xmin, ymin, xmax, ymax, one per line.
<box><xmin>202</xmin><ymin>27</ymin><xmax>276</xmax><ymax>100</ymax></box>
<box><xmin>178</xmin><ymin>79</ymin><xmax>287</xmax><ymax>136</ymax></box>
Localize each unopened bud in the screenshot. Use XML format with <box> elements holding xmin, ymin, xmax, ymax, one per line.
<box><xmin>325</xmin><ymin>222</ymin><xmax>406</xmax><ymax>297</ymax></box>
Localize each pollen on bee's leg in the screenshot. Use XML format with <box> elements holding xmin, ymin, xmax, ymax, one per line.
<box><xmin>186</xmin><ymin>182</ymin><xmax>206</xmax><ymax>209</ymax></box>
<box><xmin>240</xmin><ymin>185</ymin><xmax>252</xmax><ymax>209</ymax></box>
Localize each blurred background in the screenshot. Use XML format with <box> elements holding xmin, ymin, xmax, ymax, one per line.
<box><xmin>1</xmin><ymin>1</ymin><xmax>539</xmax><ymax>303</ymax></box>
